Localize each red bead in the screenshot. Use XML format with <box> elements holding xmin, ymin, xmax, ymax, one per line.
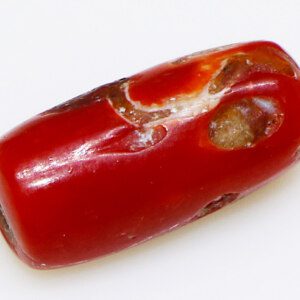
<box><xmin>0</xmin><ymin>41</ymin><xmax>300</xmax><ymax>269</ymax></box>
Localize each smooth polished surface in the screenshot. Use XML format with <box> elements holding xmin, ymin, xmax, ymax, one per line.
<box><xmin>1</xmin><ymin>0</ymin><xmax>300</xmax><ymax>299</ymax></box>
<box><xmin>1</xmin><ymin>40</ymin><xmax>300</xmax><ymax>268</ymax></box>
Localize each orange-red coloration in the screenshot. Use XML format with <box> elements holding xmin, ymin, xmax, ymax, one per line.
<box><xmin>129</xmin><ymin>60</ymin><xmax>220</xmax><ymax>105</ymax></box>
<box><xmin>0</xmin><ymin>41</ymin><xmax>300</xmax><ymax>269</ymax></box>
<box><xmin>129</xmin><ymin>41</ymin><xmax>298</xmax><ymax>105</ymax></box>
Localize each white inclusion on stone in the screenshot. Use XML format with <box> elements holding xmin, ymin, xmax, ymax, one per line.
<box><xmin>123</xmin><ymin>80</ymin><xmax>228</xmax><ymax>127</ymax></box>
<box><xmin>137</xmin><ymin>128</ymin><xmax>154</xmax><ymax>145</ymax></box>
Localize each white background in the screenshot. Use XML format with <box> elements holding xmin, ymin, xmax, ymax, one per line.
<box><xmin>1</xmin><ymin>1</ymin><xmax>300</xmax><ymax>299</ymax></box>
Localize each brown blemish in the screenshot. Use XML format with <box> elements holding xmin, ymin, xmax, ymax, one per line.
<box><xmin>252</xmin><ymin>47</ymin><xmax>296</xmax><ymax>77</ymax></box>
<box><xmin>43</xmin><ymin>76</ymin><xmax>172</xmax><ymax>125</ymax></box>
<box><xmin>209</xmin><ymin>48</ymin><xmax>296</xmax><ymax>95</ymax></box>
<box><xmin>209</xmin><ymin>104</ymin><xmax>254</xmax><ymax>149</ymax></box>
<box><xmin>209</xmin><ymin>55</ymin><xmax>250</xmax><ymax>94</ymax></box>
<box><xmin>193</xmin><ymin>193</ymin><xmax>240</xmax><ymax>220</ymax></box>
<box><xmin>106</xmin><ymin>81</ymin><xmax>171</xmax><ymax>126</ymax></box>
<box><xmin>43</xmin><ymin>78</ymin><xmax>129</xmax><ymax>114</ymax></box>
<box><xmin>0</xmin><ymin>204</ymin><xmax>16</xmax><ymax>246</ymax></box>
<box><xmin>209</xmin><ymin>97</ymin><xmax>284</xmax><ymax>149</ymax></box>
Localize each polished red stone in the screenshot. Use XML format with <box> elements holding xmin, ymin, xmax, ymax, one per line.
<box><xmin>0</xmin><ymin>41</ymin><xmax>300</xmax><ymax>269</ymax></box>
